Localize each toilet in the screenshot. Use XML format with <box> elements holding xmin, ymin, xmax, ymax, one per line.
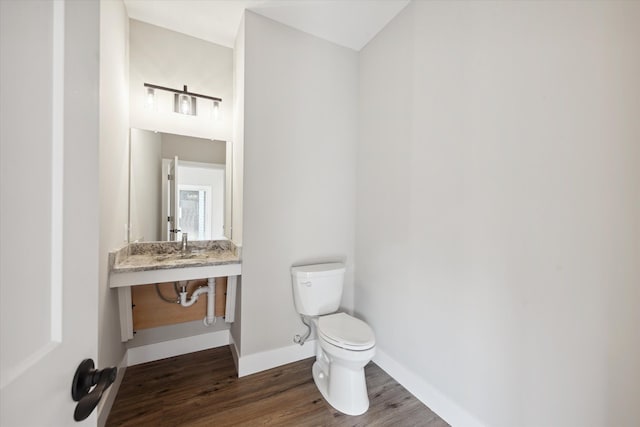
<box><xmin>291</xmin><ymin>263</ymin><xmax>376</xmax><ymax>416</ymax></box>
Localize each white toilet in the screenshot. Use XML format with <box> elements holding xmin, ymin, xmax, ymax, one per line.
<box><xmin>291</xmin><ymin>263</ymin><xmax>376</xmax><ymax>416</ymax></box>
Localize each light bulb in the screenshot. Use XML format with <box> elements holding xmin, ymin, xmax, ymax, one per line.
<box><xmin>213</xmin><ymin>101</ymin><xmax>219</xmax><ymax>121</ymax></box>
<box><xmin>145</xmin><ymin>87</ymin><xmax>155</xmax><ymax>109</ymax></box>
<box><xmin>179</xmin><ymin>94</ymin><xmax>191</xmax><ymax>115</ymax></box>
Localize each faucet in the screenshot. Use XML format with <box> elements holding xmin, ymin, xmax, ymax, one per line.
<box><xmin>181</xmin><ymin>233</ymin><xmax>188</xmax><ymax>252</ymax></box>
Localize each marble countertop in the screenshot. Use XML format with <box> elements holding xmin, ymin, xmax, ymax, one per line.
<box><xmin>109</xmin><ymin>240</ymin><xmax>241</xmax><ymax>273</ymax></box>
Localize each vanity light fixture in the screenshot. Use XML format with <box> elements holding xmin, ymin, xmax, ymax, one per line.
<box><xmin>143</xmin><ymin>82</ymin><xmax>222</xmax><ymax>118</ymax></box>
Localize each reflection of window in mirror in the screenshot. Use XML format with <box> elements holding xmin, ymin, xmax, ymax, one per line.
<box><xmin>179</xmin><ymin>186</ymin><xmax>211</xmax><ymax>240</ymax></box>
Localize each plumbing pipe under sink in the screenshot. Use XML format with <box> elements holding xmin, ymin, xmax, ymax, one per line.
<box><xmin>179</xmin><ymin>277</ymin><xmax>216</xmax><ymax>326</ymax></box>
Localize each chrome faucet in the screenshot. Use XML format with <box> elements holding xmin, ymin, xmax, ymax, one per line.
<box><xmin>181</xmin><ymin>233</ymin><xmax>188</xmax><ymax>252</ymax></box>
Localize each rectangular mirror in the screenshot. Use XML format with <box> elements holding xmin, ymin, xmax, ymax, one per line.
<box><xmin>129</xmin><ymin>128</ymin><xmax>232</xmax><ymax>242</ymax></box>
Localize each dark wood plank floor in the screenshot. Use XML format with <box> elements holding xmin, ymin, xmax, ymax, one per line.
<box><xmin>106</xmin><ymin>346</ymin><xmax>449</xmax><ymax>426</ymax></box>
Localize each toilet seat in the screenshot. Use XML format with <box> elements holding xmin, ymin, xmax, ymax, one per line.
<box><xmin>318</xmin><ymin>312</ymin><xmax>375</xmax><ymax>351</ymax></box>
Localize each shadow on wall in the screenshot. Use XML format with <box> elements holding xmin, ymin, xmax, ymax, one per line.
<box><xmin>291</xmin><ymin>255</ymin><xmax>347</xmax><ymax>268</ymax></box>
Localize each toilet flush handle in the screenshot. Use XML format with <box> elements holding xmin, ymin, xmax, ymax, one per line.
<box><xmin>301</xmin><ymin>281</ymin><xmax>312</xmax><ymax>287</ymax></box>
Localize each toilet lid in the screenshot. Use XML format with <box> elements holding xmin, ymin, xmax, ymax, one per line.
<box><xmin>318</xmin><ymin>313</ymin><xmax>375</xmax><ymax>351</ymax></box>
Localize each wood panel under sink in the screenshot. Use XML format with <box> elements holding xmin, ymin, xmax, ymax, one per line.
<box><xmin>132</xmin><ymin>277</ymin><xmax>227</xmax><ymax>330</ymax></box>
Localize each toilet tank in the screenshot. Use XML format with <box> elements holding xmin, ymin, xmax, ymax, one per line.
<box><xmin>291</xmin><ymin>263</ymin><xmax>345</xmax><ymax>316</ymax></box>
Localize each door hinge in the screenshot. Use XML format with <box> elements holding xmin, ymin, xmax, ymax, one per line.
<box><xmin>167</xmin><ymin>173</ymin><xmax>173</xmax><ymax>180</ymax></box>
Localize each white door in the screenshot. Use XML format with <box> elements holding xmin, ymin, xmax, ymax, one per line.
<box><xmin>1</xmin><ymin>1</ymin><xmax>100</xmax><ymax>425</ymax></box>
<box><xmin>168</xmin><ymin>156</ymin><xmax>180</xmax><ymax>241</ymax></box>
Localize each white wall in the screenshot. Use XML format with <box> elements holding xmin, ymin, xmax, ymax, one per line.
<box><xmin>98</xmin><ymin>0</ymin><xmax>130</xmax><ymax>424</ymax></box>
<box><xmin>356</xmin><ymin>2</ymin><xmax>640</xmax><ymax>427</ymax></box>
<box><xmin>98</xmin><ymin>0</ymin><xmax>128</xmax><ymax>379</ymax></box>
<box><xmin>129</xmin><ymin>19</ymin><xmax>233</xmax><ymax>141</ymax></box>
<box><xmin>230</xmin><ymin>14</ymin><xmax>246</xmax><ymax>351</ymax></box>
<box><xmin>240</xmin><ymin>12</ymin><xmax>358</xmax><ymax>356</ymax></box>
<box><xmin>161</xmin><ymin>133</ymin><xmax>225</xmax><ymax>164</ymax></box>
<box><xmin>129</xmin><ymin>128</ymin><xmax>161</xmax><ymax>242</ymax></box>
<box><xmin>231</xmin><ymin>14</ymin><xmax>245</xmax><ymax>246</ymax></box>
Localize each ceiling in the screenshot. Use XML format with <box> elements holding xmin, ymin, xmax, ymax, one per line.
<box><xmin>122</xmin><ymin>0</ymin><xmax>410</xmax><ymax>51</ymax></box>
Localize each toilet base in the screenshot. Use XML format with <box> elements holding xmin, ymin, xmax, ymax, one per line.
<box><xmin>312</xmin><ymin>359</ymin><xmax>370</xmax><ymax>416</ymax></box>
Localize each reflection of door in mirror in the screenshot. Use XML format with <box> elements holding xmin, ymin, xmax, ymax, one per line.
<box><xmin>166</xmin><ymin>156</ymin><xmax>179</xmax><ymax>241</ymax></box>
<box><xmin>129</xmin><ymin>128</ymin><xmax>228</xmax><ymax>242</ymax></box>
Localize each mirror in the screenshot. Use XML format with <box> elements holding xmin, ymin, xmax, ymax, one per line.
<box><xmin>129</xmin><ymin>128</ymin><xmax>232</xmax><ymax>242</ymax></box>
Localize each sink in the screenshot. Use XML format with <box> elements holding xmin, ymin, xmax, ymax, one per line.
<box><xmin>110</xmin><ymin>240</ymin><xmax>241</xmax><ymax>273</ymax></box>
<box><xmin>108</xmin><ymin>239</ymin><xmax>242</xmax><ymax>341</ymax></box>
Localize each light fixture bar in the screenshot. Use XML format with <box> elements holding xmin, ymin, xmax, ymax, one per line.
<box><xmin>143</xmin><ymin>82</ymin><xmax>222</xmax><ymax>102</ymax></box>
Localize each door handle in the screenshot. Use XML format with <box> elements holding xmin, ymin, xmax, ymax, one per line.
<box><xmin>71</xmin><ymin>359</ymin><xmax>117</xmax><ymax>421</ymax></box>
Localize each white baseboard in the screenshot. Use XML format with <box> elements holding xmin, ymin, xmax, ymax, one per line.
<box><xmin>127</xmin><ymin>329</ymin><xmax>230</xmax><ymax>366</ymax></box>
<box><xmin>373</xmin><ymin>348</ymin><xmax>486</xmax><ymax>427</ymax></box>
<box><xmin>229</xmin><ymin>332</ymin><xmax>240</xmax><ymax>373</ymax></box>
<box><xmin>97</xmin><ymin>352</ymin><xmax>127</xmax><ymax>427</ymax></box>
<box><xmin>237</xmin><ymin>340</ymin><xmax>316</xmax><ymax>377</ymax></box>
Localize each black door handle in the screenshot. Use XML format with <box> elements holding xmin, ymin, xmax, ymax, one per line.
<box><xmin>71</xmin><ymin>359</ymin><xmax>117</xmax><ymax>422</ymax></box>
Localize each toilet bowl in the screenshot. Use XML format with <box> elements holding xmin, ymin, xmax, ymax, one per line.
<box><xmin>291</xmin><ymin>263</ymin><xmax>376</xmax><ymax>415</ymax></box>
<box><xmin>312</xmin><ymin>312</ymin><xmax>375</xmax><ymax>416</ymax></box>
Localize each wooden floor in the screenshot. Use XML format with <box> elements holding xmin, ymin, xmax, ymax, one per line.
<box><xmin>107</xmin><ymin>346</ymin><xmax>449</xmax><ymax>426</ymax></box>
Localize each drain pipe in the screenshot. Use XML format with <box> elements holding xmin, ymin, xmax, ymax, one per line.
<box><xmin>293</xmin><ymin>315</ymin><xmax>312</xmax><ymax>346</ymax></box>
<box><xmin>180</xmin><ymin>278</ymin><xmax>216</xmax><ymax>326</ymax></box>
<box><xmin>204</xmin><ymin>278</ymin><xmax>215</xmax><ymax>326</ymax></box>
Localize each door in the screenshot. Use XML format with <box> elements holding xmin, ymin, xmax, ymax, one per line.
<box><xmin>1</xmin><ymin>1</ymin><xmax>100</xmax><ymax>425</ymax></box>
<box><xmin>167</xmin><ymin>156</ymin><xmax>180</xmax><ymax>241</ymax></box>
